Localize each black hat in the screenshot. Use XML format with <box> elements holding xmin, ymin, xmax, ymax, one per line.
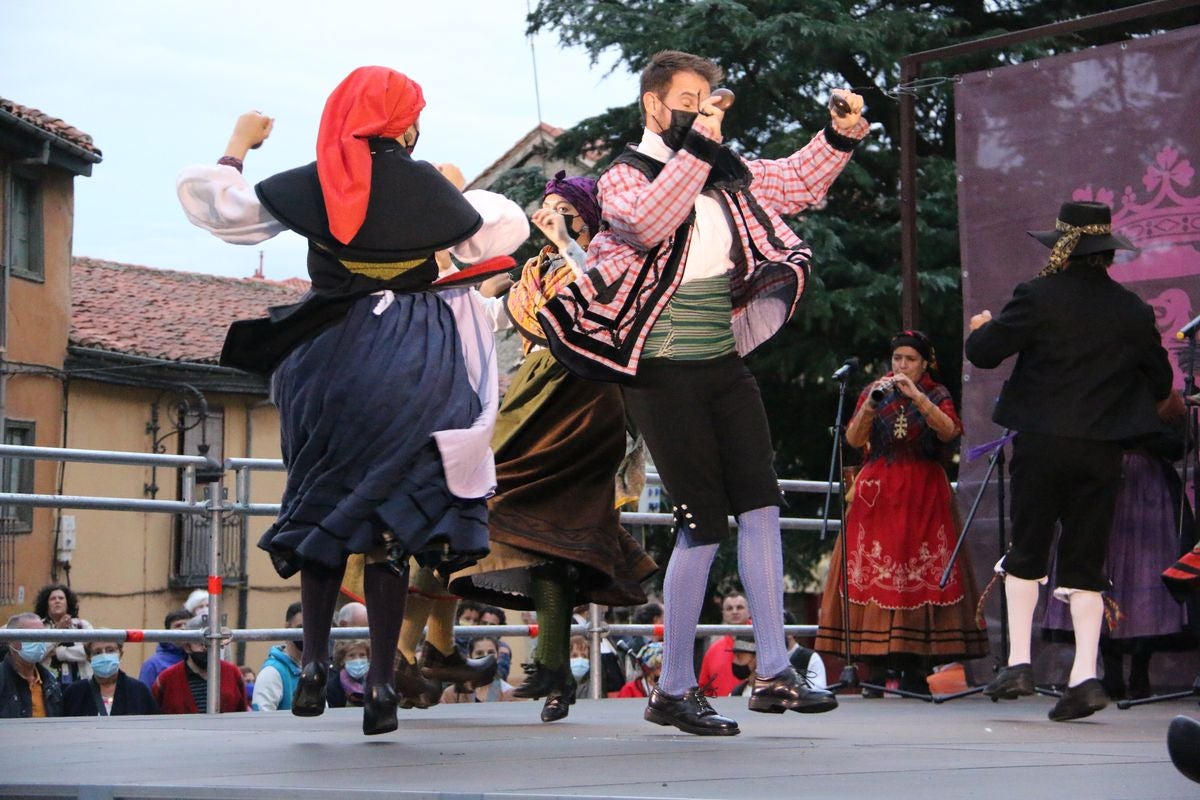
<box><xmin>1028</xmin><ymin>201</ymin><xmax>1136</xmax><ymax>263</ymax></box>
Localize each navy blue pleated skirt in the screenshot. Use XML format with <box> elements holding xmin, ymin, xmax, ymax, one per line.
<box><xmin>259</xmin><ymin>291</ymin><xmax>489</xmax><ymax>578</ymax></box>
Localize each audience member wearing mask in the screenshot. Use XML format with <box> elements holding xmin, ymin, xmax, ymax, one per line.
<box><xmin>139</xmin><ymin>608</ymin><xmax>192</xmax><ymax>688</ymax></box>
<box><xmin>151</xmin><ymin>615</ymin><xmax>248</xmax><ymax>714</ymax></box>
<box><xmin>63</xmin><ymin>639</ymin><xmax>158</xmax><ymax>716</ymax></box>
<box><xmin>327</xmin><ymin>639</ymin><xmax>370</xmax><ymax>708</ymax></box>
<box><xmin>251</xmin><ymin>601</ymin><xmax>303</xmax><ymax>711</ymax></box>
<box><xmin>0</xmin><ymin>613</ymin><xmax>62</xmax><ymax>718</ymax></box>
<box><xmin>240</xmin><ymin>666</ymin><xmax>256</xmax><ymax>705</ymax></box>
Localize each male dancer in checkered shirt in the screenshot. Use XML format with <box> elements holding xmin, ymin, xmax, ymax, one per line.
<box><xmin>540</xmin><ymin>50</ymin><xmax>868</xmax><ymax>735</ymax></box>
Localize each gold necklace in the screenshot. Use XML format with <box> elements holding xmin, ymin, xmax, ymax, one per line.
<box><xmin>893</xmin><ymin>406</ymin><xmax>909</xmax><ymax>439</ymax></box>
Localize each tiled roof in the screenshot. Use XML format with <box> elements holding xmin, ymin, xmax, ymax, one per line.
<box><xmin>71</xmin><ymin>258</ymin><xmax>309</xmax><ymax>364</ymax></box>
<box><xmin>468</xmin><ymin>122</ymin><xmax>564</xmax><ymax>188</ymax></box>
<box><xmin>0</xmin><ymin>97</ymin><xmax>101</xmax><ymax>157</ymax></box>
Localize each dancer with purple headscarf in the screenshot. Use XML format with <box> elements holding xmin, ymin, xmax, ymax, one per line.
<box><xmin>451</xmin><ymin>171</ymin><xmax>657</xmax><ymax>723</ymax></box>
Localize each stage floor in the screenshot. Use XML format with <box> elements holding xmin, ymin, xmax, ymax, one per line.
<box><xmin>0</xmin><ymin>692</ymin><xmax>1196</xmax><ymax>799</ymax></box>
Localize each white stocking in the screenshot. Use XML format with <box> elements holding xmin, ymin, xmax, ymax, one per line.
<box><xmin>1004</xmin><ymin>575</ymin><xmax>1040</xmax><ymax>666</ymax></box>
<box><xmin>1067</xmin><ymin>590</ymin><xmax>1104</xmax><ymax>687</ymax></box>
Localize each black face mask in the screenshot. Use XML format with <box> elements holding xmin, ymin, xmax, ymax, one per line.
<box><xmin>291</xmin><ymin>640</ymin><xmax>304</xmax><ymax>653</ymax></box>
<box><xmin>659</xmin><ymin>109</ymin><xmax>698</xmax><ymax>151</ymax></box>
<box><xmin>559</xmin><ymin>213</ymin><xmax>587</xmax><ymax>243</ymax></box>
<box><xmin>188</xmin><ymin>650</ymin><xmax>209</xmax><ymax>669</ymax></box>
<box><xmin>405</xmin><ymin>130</ymin><xmax>420</xmax><ymax>155</ymax></box>
<box><xmin>731</xmin><ymin>662</ymin><xmax>753</xmax><ymax>680</ymax></box>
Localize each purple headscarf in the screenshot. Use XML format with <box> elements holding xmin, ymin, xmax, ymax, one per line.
<box><xmin>543</xmin><ymin>170</ymin><xmax>600</xmax><ymax>238</ymax></box>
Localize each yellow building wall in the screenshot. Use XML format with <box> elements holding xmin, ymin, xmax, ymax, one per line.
<box><xmin>57</xmin><ymin>381</ymin><xmax>294</xmax><ymax>676</ymax></box>
<box><xmin>0</xmin><ymin>165</ymin><xmax>72</xmax><ymax>622</ymax></box>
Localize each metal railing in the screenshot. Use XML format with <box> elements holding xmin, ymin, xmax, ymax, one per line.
<box><xmin>0</xmin><ymin>443</ymin><xmax>843</xmax><ymax>710</ymax></box>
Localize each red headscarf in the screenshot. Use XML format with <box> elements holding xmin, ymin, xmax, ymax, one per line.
<box><xmin>316</xmin><ymin>66</ymin><xmax>426</xmax><ymax>244</ymax></box>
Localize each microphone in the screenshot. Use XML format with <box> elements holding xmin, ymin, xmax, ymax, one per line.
<box><xmin>831</xmin><ymin>357</ymin><xmax>859</xmax><ymax>381</ymax></box>
<box><xmin>1177</xmin><ymin>313</ymin><xmax>1200</xmax><ymax>340</ymax></box>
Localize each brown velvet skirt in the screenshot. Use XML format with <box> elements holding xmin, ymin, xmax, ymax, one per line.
<box><xmin>449</xmin><ymin>350</ymin><xmax>657</xmax><ymax>609</ymax></box>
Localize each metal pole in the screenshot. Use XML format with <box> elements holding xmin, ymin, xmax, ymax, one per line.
<box><xmin>205</xmin><ymin>479</ymin><xmax>224</xmax><ymax>714</ymax></box>
<box><xmin>235</xmin><ymin>465</ymin><xmax>251</xmax><ymax>667</ymax></box>
<box><xmin>588</xmin><ymin>603</ymin><xmax>604</xmax><ymax>700</ymax></box>
<box><xmin>899</xmin><ymin>57</ymin><xmax>921</xmax><ymax>330</ymax></box>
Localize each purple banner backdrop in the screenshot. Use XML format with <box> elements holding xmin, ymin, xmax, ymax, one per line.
<box><xmin>955</xmin><ymin>25</ymin><xmax>1200</xmax><ymax>686</ymax></box>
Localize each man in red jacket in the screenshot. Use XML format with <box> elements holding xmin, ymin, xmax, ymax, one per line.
<box><xmin>152</xmin><ymin>616</ymin><xmax>248</xmax><ymax>714</ymax></box>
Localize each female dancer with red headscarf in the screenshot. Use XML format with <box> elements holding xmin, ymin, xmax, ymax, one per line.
<box><xmin>178</xmin><ymin>66</ymin><xmax>527</xmax><ymax>735</ymax></box>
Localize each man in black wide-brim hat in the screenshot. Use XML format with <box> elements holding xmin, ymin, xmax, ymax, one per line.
<box><xmin>965</xmin><ymin>200</ymin><xmax>1173</xmax><ymax>722</ymax></box>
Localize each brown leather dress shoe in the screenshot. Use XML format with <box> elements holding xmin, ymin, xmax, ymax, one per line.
<box><xmin>393</xmin><ymin>653</ymin><xmax>442</xmax><ymax>709</ymax></box>
<box><xmin>644</xmin><ymin>686</ymin><xmax>740</xmax><ymax>736</ymax></box>
<box><xmin>748</xmin><ymin>666</ymin><xmax>838</xmax><ymax>714</ymax></box>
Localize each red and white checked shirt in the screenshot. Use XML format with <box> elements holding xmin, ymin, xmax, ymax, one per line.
<box><xmin>540</xmin><ymin>117</ymin><xmax>869</xmax><ymax>380</ymax></box>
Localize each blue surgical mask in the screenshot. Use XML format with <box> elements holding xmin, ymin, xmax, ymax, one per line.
<box><xmin>569</xmin><ymin>657</ymin><xmax>590</xmax><ymax>680</ymax></box>
<box><xmin>90</xmin><ymin>653</ymin><xmax>120</xmax><ymax>678</ymax></box>
<box><xmin>18</xmin><ymin>641</ymin><xmax>48</xmax><ymax>664</ymax></box>
<box><xmin>344</xmin><ymin>658</ymin><xmax>369</xmax><ymax>680</ymax></box>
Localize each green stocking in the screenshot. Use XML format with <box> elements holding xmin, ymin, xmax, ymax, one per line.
<box><xmin>531</xmin><ymin>561</ymin><xmax>573</xmax><ymax>669</ymax></box>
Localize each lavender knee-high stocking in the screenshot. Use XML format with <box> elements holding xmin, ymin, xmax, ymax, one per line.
<box><xmin>363</xmin><ymin>561</ymin><xmax>409</xmax><ymax>689</ymax></box>
<box><xmin>299</xmin><ymin>562</ymin><xmax>347</xmax><ymax>668</ymax></box>
<box><xmin>737</xmin><ymin>505</ymin><xmax>789</xmax><ymax>679</ymax></box>
<box><xmin>658</xmin><ymin>526</ymin><xmax>719</xmax><ymax>697</ymax></box>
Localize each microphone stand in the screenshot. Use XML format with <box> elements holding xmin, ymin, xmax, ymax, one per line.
<box><xmin>931</xmin><ymin>430</ymin><xmax>1012</xmax><ymax>702</ymax></box>
<box><xmin>822</xmin><ymin>360</ymin><xmax>891</xmax><ymax>699</ymax></box>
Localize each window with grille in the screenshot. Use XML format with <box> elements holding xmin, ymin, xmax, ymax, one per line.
<box><xmin>1</xmin><ymin>421</ymin><xmax>35</xmax><ymax>531</ymax></box>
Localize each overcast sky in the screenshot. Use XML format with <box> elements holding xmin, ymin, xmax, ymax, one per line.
<box><xmin>1</xmin><ymin>1</ymin><xmax>638</xmax><ymax>280</ymax></box>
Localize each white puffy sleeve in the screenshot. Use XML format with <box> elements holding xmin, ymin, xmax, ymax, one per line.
<box><xmin>176</xmin><ymin>164</ymin><xmax>288</xmax><ymax>244</ymax></box>
<box><xmin>450</xmin><ymin>190</ymin><xmax>530</xmax><ymax>264</ymax></box>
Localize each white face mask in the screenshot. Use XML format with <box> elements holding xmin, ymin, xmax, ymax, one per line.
<box><xmin>569</xmin><ymin>657</ymin><xmax>590</xmax><ymax>680</ymax></box>
<box><xmin>344</xmin><ymin>658</ymin><xmax>369</xmax><ymax>680</ymax></box>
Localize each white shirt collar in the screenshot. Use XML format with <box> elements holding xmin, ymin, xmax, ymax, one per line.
<box><xmin>636</xmin><ymin>127</ymin><xmax>675</xmax><ymax>164</ymax></box>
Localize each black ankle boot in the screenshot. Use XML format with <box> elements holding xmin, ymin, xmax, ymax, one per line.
<box><xmin>539</xmin><ymin>672</ymin><xmax>577</xmax><ymax>722</ymax></box>
<box><xmin>292</xmin><ymin>662</ymin><xmax>328</xmax><ymax>717</ymax></box>
<box><xmin>513</xmin><ymin>661</ymin><xmax>568</xmax><ymax>700</ymax></box>
<box><xmin>362</xmin><ymin>684</ymin><xmax>399</xmax><ymax>735</ymax></box>
<box><xmin>394</xmin><ymin>653</ymin><xmax>443</xmax><ymax>709</ymax></box>
<box><xmin>420</xmin><ymin>641</ymin><xmax>497</xmax><ymax>687</ymax></box>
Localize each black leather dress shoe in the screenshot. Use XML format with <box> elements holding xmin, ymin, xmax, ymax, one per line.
<box><xmin>393</xmin><ymin>653</ymin><xmax>442</xmax><ymax>709</ymax></box>
<box><xmin>291</xmin><ymin>662</ymin><xmax>328</xmax><ymax>717</ymax></box>
<box><xmin>362</xmin><ymin>684</ymin><xmax>399</xmax><ymax>736</ymax></box>
<box><xmin>513</xmin><ymin>662</ymin><xmax>568</xmax><ymax>700</ymax></box>
<box><xmin>1168</xmin><ymin>715</ymin><xmax>1200</xmax><ymax>784</ymax></box>
<box><xmin>420</xmin><ymin>641</ymin><xmax>497</xmax><ymax>687</ymax></box>
<box><xmin>1048</xmin><ymin>678</ymin><xmax>1108</xmax><ymax>722</ymax></box>
<box><xmin>983</xmin><ymin>663</ymin><xmax>1035</xmax><ymax>699</ymax></box>
<box><xmin>644</xmin><ymin>686</ymin><xmax>740</xmax><ymax>736</ymax></box>
<box><xmin>748</xmin><ymin>666</ymin><xmax>838</xmax><ymax>714</ymax></box>
<box><xmin>540</xmin><ymin>673</ymin><xmax>577</xmax><ymax>723</ymax></box>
